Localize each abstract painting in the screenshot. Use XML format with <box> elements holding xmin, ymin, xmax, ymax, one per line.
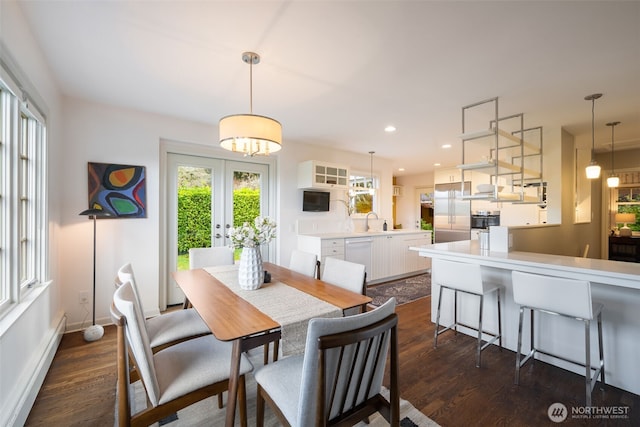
<box><xmin>87</xmin><ymin>162</ymin><xmax>146</xmax><ymax>218</ymax></box>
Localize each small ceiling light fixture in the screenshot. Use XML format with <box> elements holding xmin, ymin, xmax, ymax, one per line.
<box><xmin>219</xmin><ymin>52</ymin><xmax>282</xmax><ymax>156</ymax></box>
<box><xmin>441</xmin><ymin>144</ymin><xmax>452</xmax><ymax>149</ymax></box>
<box><xmin>384</xmin><ymin>125</ymin><xmax>396</xmax><ymax>133</ymax></box>
<box><xmin>584</xmin><ymin>93</ymin><xmax>603</xmax><ymax>179</ymax></box>
<box><xmin>606</xmin><ymin>121</ymin><xmax>621</xmax><ymax>188</ymax></box>
<box><xmin>369</xmin><ymin>151</ymin><xmax>376</xmax><ymax>195</ymax></box>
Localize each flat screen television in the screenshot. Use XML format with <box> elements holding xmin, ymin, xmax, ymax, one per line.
<box><xmin>302</xmin><ymin>190</ymin><xmax>330</xmax><ymax>212</ymax></box>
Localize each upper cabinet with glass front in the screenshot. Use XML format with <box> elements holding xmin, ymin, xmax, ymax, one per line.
<box><xmin>298</xmin><ymin>160</ymin><xmax>350</xmax><ymax>189</ymax></box>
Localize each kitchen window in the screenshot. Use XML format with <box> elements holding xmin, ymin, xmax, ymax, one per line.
<box><xmin>613</xmin><ymin>185</ymin><xmax>640</xmax><ymax>233</ymax></box>
<box><xmin>0</xmin><ymin>67</ymin><xmax>48</xmax><ymax>316</ymax></box>
<box><xmin>349</xmin><ymin>173</ymin><xmax>376</xmax><ymax>215</ymax></box>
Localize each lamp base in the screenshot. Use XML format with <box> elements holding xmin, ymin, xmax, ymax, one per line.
<box><xmin>619</xmin><ymin>226</ymin><xmax>632</xmax><ymax>237</ymax></box>
<box><xmin>84</xmin><ymin>324</ymin><xmax>104</xmax><ymax>342</ymax></box>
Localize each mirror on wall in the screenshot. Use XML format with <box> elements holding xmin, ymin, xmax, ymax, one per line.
<box><xmin>575</xmin><ymin>147</ymin><xmax>591</xmax><ymax>223</ymax></box>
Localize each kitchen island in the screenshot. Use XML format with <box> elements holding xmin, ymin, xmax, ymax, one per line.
<box><xmin>410</xmin><ymin>240</ymin><xmax>640</xmax><ymax>395</ymax></box>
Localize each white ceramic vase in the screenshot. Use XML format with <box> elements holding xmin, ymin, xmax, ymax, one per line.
<box><xmin>238</xmin><ymin>246</ymin><xmax>263</xmax><ymax>290</ymax></box>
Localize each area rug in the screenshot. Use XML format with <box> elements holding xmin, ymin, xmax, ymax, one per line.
<box><xmin>367</xmin><ymin>273</ymin><xmax>431</xmax><ymax>307</ymax></box>
<box><xmin>126</xmin><ymin>349</ymin><xmax>440</xmax><ymax>426</ymax></box>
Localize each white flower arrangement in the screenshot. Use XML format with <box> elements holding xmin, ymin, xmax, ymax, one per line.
<box><xmin>228</xmin><ymin>216</ymin><xmax>277</xmax><ymax>249</ymax></box>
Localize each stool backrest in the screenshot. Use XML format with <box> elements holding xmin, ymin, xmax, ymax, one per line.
<box><xmin>432</xmin><ymin>258</ymin><xmax>485</xmax><ymax>294</ymax></box>
<box><xmin>512</xmin><ymin>271</ymin><xmax>593</xmax><ymax>319</ymax></box>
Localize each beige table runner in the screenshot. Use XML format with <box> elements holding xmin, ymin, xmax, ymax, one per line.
<box><xmin>204</xmin><ymin>265</ymin><xmax>342</xmax><ymax>355</ymax></box>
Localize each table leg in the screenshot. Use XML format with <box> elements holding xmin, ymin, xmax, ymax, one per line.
<box><xmin>225</xmin><ymin>339</ymin><xmax>243</xmax><ymax>427</ymax></box>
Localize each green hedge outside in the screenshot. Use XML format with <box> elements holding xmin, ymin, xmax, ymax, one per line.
<box><xmin>177</xmin><ymin>187</ymin><xmax>260</xmax><ymax>254</ymax></box>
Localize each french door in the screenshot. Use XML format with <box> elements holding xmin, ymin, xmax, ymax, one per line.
<box><xmin>166</xmin><ymin>153</ymin><xmax>269</xmax><ymax>305</ymax></box>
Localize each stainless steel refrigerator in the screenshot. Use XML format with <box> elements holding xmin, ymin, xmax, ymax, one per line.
<box><xmin>434</xmin><ymin>182</ymin><xmax>471</xmax><ymax>243</ymax></box>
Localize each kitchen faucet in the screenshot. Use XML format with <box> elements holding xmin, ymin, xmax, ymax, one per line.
<box><xmin>365</xmin><ymin>211</ymin><xmax>379</xmax><ymax>231</ymax></box>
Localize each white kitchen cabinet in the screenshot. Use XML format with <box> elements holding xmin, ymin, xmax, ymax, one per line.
<box><xmin>403</xmin><ymin>232</ymin><xmax>432</xmax><ymax>271</ymax></box>
<box><xmin>298</xmin><ymin>160</ymin><xmax>350</xmax><ymax>189</ymax></box>
<box><xmin>371</xmin><ymin>235</ymin><xmax>403</xmax><ymax>281</ymax></box>
<box><xmin>433</xmin><ymin>167</ymin><xmax>462</xmax><ymax>184</ymax></box>
<box><xmin>297</xmin><ymin>235</ymin><xmax>345</xmax><ymax>267</ymax></box>
<box><xmin>370</xmin><ymin>232</ymin><xmax>431</xmax><ymax>282</ymax></box>
<box><xmin>299</xmin><ymin>231</ymin><xmax>430</xmax><ymax>284</ymax></box>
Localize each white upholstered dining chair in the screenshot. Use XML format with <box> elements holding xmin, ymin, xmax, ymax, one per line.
<box><xmin>185</xmin><ymin>246</ymin><xmax>236</xmax><ymax>307</ymax></box>
<box><xmin>189</xmin><ymin>246</ymin><xmax>235</xmax><ymax>269</ymax></box>
<box><xmin>116</xmin><ymin>263</ymin><xmax>211</xmax><ymax>352</ymax></box>
<box><xmin>321</xmin><ymin>257</ymin><xmax>367</xmax><ymax>315</ymax></box>
<box><xmin>289</xmin><ymin>249</ymin><xmax>321</xmax><ymax>279</ymax></box>
<box><xmin>111</xmin><ymin>280</ymin><xmax>253</xmax><ymax>427</ymax></box>
<box><xmin>254</xmin><ymin>297</ymin><xmax>399</xmax><ymax>427</ymax></box>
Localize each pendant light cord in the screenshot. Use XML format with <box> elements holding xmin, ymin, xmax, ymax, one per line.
<box><xmin>249</xmin><ymin>58</ymin><xmax>253</xmax><ymax>114</ymax></box>
<box><xmin>610</xmin><ymin>123</ymin><xmax>615</xmax><ymax>171</ymax></box>
<box><xmin>591</xmin><ymin>97</ymin><xmax>595</xmax><ymax>161</ymax></box>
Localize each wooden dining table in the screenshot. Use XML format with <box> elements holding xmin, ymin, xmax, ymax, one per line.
<box><xmin>171</xmin><ymin>261</ymin><xmax>372</xmax><ymax>427</ymax></box>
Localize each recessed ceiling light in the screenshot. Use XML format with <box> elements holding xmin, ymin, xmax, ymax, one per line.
<box><xmin>434</xmin><ymin>163</ymin><xmax>441</xmax><ymax>167</ymax></box>
<box><xmin>441</xmin><ymin>144</ymin><xmax>452</xmax><ymax>149</ymax></box>
<box><xmin>384</xmin><ymin>125</ymin><xmax>396</xmax><ymax>133</ymax></box>
<box><xmin>398</xmin><ymin>167</ymin><xmax>405</xmax><ymax>172</ymax></box>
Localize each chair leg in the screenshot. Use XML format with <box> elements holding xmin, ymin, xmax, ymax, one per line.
<box><xmin>217</xmin><ymin>392</ymin><xmax>223</xmax><ymax>409</ymax></box>
<box><xmin>497</xmin><ymin>289</ymin><xmax>503</xmax><ymax>349</ymax></box>
<box><xmin>585</xmin><ymin>319</ymin><xmax>592</xmax><ymax>408</ymax></box>
<box><xmin>434</xmin><ymin>285</ymin><xmax>444</xmax><ymax>348</ymax></box>
<box><xmin>453</xmin><ymin>289</ymin><xmax>458</xmax><ymax>335</ymax></box>
<box><xmin>515</xmin><ymin>306</ymin><xmax>525</xmax><ymax>385</ymax></box>
<box><xmin>238</xmin><ymin>375</ymin><xmax>248</xmax><ymax>427</ymax></box>
<box><xmin>256</xmin><ymin>384</ymin><xmax>265</xmax><ymax>427</ymax></box>
<box><xmin>598</xmin><ymin>311</ymin><xmax>605</xmax><ymax>386</ymax></box>
<box><xmin>476</xmin><ymin>294</ymin><xmax>484</xmax><ymax>368</ymax></box>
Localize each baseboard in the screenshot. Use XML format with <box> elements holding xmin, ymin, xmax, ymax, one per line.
<box><xmin>8</xmin><ymin>313</ymin><xmax>66</xmax><ymax>427</ymax></box>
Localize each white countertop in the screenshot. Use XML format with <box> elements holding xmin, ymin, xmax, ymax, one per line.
<box><xmin>299</xmin><ymin>229</ymin><xmax>432</xmax><ymax>239</ymax></box>
<box><xmin>410</xmin><ymin>240</ymin><xmax>640</xmax><ymax>290</ymax></box>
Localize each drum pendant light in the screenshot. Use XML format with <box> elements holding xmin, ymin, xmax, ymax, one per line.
<box><xmin>584</xmin><ymin>93</ymin><xmax>602</xmax><ymax>179</ymax></box>
<box><xmin>606</xmin><ymin>121</ymin><xmax>620</xmax><ymax>188</ymax></box>
<box><xmin>219</xmin><ymin>52</ymin><xmax>282</xmax><ymax>156</ymax></box>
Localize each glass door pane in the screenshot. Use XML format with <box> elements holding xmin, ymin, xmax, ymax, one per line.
<box><xmin>167</xmin><ymin>154</ymin><xmax>223</xmax><ymax>305</ymax></box>
<box><xmin>226</xmin><ymin>161</ymin><xmax>269</xmax><ymax>261</ymax></box>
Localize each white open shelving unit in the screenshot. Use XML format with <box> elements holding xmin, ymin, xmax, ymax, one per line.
<box><xmin>457</xmin><ymin>97</ymin><xmax>544</xmax><ymax>204</ymax></box>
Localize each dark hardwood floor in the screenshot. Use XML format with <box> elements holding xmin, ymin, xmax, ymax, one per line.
<box><xmin>25</xmin><ymin>297</ymin><xmax>639</xmax><ymax>426</ymax></box>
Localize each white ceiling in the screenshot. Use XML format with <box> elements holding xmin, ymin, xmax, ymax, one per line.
<box><xmin>17</xmin><ymin>0</ymin><xmax>640</xmax><ymax>176</ymax></box>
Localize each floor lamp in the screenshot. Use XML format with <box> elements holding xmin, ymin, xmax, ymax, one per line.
<box><xmin>79</xmin><ymin>208</ymin><xmax>113</xmax><ymax>342</ymax></box>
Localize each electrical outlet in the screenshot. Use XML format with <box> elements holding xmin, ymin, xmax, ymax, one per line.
<box><xmin>79</xmin><ymin>291</ymin><xmax>89</xmax><ymax>305</ymax></box>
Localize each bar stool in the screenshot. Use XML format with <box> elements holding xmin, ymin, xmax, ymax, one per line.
<box><xmin>512</xmin><ymin>271</ymin><xmax>605</xmax><ymax>407</ymax></box>
<box><xmin>433</xmin><ymin>258</ymin><xmax>502</xmax><ymax>367</ymax></box>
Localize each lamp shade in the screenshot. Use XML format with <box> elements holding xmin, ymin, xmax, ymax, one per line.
<box><xmin>219</xmin><ymin>114</ymin><xmax>282</xmax><ymax>156</ymax></box>
<box><xmin>79</xmin><ymin>208</ymin><xmax>113</xmax><ymax>218</ymax></box>
<box><xmin>585</xmin><ymin>162</ymin><xmax>601</xmax><ymax>179</ymax></box>
<box><xmin>615</xmin><ymin>213</ymin><xmax>635</xmax><ymax>224</ymax></box>
<box><xmin>607</xmin><ymin>176</ymin><xmax>620</xmax><ymax>188</ymax></box>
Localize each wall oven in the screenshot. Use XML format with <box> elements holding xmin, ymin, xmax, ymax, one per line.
<box><xmin>470</xmin><ymin>211</ymin><xmax>500</xmax><ymax>230</ymax></box>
